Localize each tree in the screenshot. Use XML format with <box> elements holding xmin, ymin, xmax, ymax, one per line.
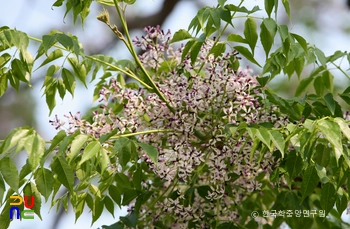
<box><xmin>1</xmin><ymin>0</ymin><xmax>350</xmax><ymax>228</ymax></box>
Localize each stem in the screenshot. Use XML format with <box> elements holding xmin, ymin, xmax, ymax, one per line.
<box><xmin>29</xmin><ymin>36</ymin><xmax>153</xmax><ymax>89</ymax></box>
<box><xmin>112</xmin><ymin>0</ymin><xmax>175</xmax><ymax>113</ymax></box>
<box><xmin>109</xmin><ymin>129</ymin><xmax>173</xmax><ymax>139</ymax></box>
<box><xmin>232</xmin><ymin>15</ymin><xmax>263</xmax><ymax>20</ymax></box>
<box><xmin>331</xmin><ymin>61</ymin><xmax>350</xmax><ymax>80</ymax></box>
<box><xmin>86</xmin><ymin>56</ymin><xmax>152</xmax><ymax>89</ymax></box>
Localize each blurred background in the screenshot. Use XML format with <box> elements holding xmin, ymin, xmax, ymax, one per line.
<box><xmin>1</xmin><ymin>0</ymin><xmax>350</xmax><ymax>228</ymax></box>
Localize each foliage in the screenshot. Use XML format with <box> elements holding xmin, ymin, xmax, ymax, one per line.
<box><xmin>1</xmin><ymin>0</ymin><xmax>350</xmax><ymax>228</ymax></box>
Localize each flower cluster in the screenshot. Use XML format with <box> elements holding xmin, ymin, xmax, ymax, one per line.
<box><xmin>51</xmin><ymin>26</ymin><xmax>288</xmax><ymax>228</ymax></box>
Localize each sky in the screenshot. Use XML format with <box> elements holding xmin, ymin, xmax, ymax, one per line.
<box><xmin>1</xmin><ymin>0</ymin><xmax>350</xmax><ymax>229</ymax></box>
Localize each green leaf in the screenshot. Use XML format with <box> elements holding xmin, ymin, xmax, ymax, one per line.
<box><xmin>100</xmin><ymin>148</ymin><xmax>110</xmax><ymax>174</ymax></box>
<box><xmin>190</xmin><ymin>35</ymin><xmax>205</xmax><ymax>64</ymax></box>
<box><xmin>217</xmin><ymin>8</ymin><xmax>232</xmax><ymax>25</ymax></box>
<box><xmin>323</xmin><ymin>93</ymin><xmax>336</xmax><ymax>116</ymax></box>
<box><xmin>123</xmin><ymin>0</ymin><xmax>137</xmax><ymax>5</ymax></box>
<box><xmin>336</xmin><ymin>194</ymin><xmax>348</xmax><ymax>216</ymax></box>
<box><xmin>57</xmin><ymin>79</ymin><xmax>66</xmax><ymax>99</ymax></box>
<box><xmin>24</xmin><ymin>132</ymin><xmax>46</xmax><ymax>170</ymax></box>
<box><xmin>225</xmin><ymin>4</ymin><xmax>260</xmax><ymax>14</ymax></box>
<box><xmin>269</xmin><ymin>130</ymin><xmax>285</xmax><ymax>156</ymax></box>
<box><xmin>85</xmin><ymin>193</ymin><xmax>94</xmax><ymax>211</ymax></box>
<box><xmin>209</xmin><ymin>9</ymin><xmax>221</xmax><ymax>29</ymax></box>
<box><xmin>218</xmin><ymin>0</ymin><xmax>227</xmax><ymax>6</ymax></box>
<box><xmin>295</xmin><ymin>76</ymin><xmax>314</xmax><ymax>97</ymax></box>
<box><xmin>120</xmin><ymin>211</ymin><xmax>138</xmax><ymax>228</ymax></box>
<box><xmin>278</xmin><ymin>25</ymin><xmax>289</xmax><ymax>42</ymax></box>
<box><xmin>137</xmin><ymin>142</ymin><xmax>158</xmax><ymax>164</ymax></box>
<box><xmin>0</xmin><ymin>127</ymin><xmax>30</xmax><ymax>155</ymax></box>
<box><xmin>317</xmin><ymin>119</ymin><xmax>342</xmax><ymax>163</ymax></box>
<box><xmin>315</xmin><ymin>48</ymin><xmax>327</xmax><ymax>66</ymax></box>
<box><xmin>234</xmin><ymin>46</ymin><xmax>261</xmax><ymax>67</ymax></box>
<box><xmin>74</xmin><ymin>192</ymin><xmax>86</xmax><ymax>222</ymax></box>
<box><xmin>310</xmin><ymin>66</ymin><xmax>326</xmax><ymax>77</ymax></box>
<box><xmin>264</xmin><ymin>0</ymin><xmax>274</xmax><ymax>18</ymax></box>
<box><xmin>114</xmin><ymin>138</ymin><xmax>132</xmax><ymax>167</ymax></box>
<box><xmin>122</xmin><ymin>190</ymin><xmax>138</xmax><ymax>205</ymax></box>
<box><xmin>0</xmin><ymin>201</ymin><xmax>11</xmax><ymax>229</ymax></box>
<box><xmin>23</xmin><ymin>182</ymin><xmax>42</xmax><ymax>219</ymax></box>
<box><xmin>45</xmin><ymin>65</ymin><xmax>60</xmax><ymax>81</ymax></box>
<box><xmin>300</xmin><ymin>166</ymin><xmax>319</xmax><ymax>203</ymax></box>
<box><xmin>313</xmin><ymin>144</ymin><xmax>331</xmax><ymax>167</ymax></box>
<box><xmin>14</xmin><ymin>132</ymin><xmax>29</xmax><ymax>155</ymax></box>
<box><xmin>56</xmin><ymin>34</ymin><xmax>81</xmax><ymax>56</ymax></box>
<box><xmin>263</xmin><ymin>18</ymin><xmax>277</xmax><ymax>36</ymax></box>
<box><xmin>0</xmin><ymin>28</ymin><xmax>29</xmax><ymax>52</ymax></box>
<box><xmin>282</xmin><ymin>0</ymin><xmax>291</xmax><ymax>20</ymax></box>
<box><xmin>317</xmin><ymin>119</ymin><xmax>343</xmax><ymax>161</ymax></box>
<box><xmin>116</xmin><ymin>73</ymin><xmax>126</xmax><ymax>88</ymax></box>
<box><xmin>209</xmin><ymin>42</ymin><xmax>226</xmax><ymax>58</ymax></box>
<box><xmin>42</xmin><ymin>66</ymin><xmax>59</xmax><ymax>114</ymax></box>
<box><xmin>0</xmin><ymin>71</ymin><xmax>8</xmax><ymax>97</ymax></box>
<box><xmin>19</xmin><ymin>160</ymin><xmax>32</xmax><ymax>180</ymax></box>
<box><xmin>0</xmin><ymin>175</ymin><xmax>5</xmax><ymax>204</ymax></box>
<box><xmin>89</xmin><ymin>184</ymin><xmax>102</xmax><ymax>198</ymax></box>
<box><xmin>38</xmin><ymin>49</ymin><xmax>63</xmax><ymax>69</ymax></box>
<box><xmin>291</xmin><ymin>33</ymin><xmax>308</xmax><ymax>54</ymax></box>
<box><xmin>68</xmin><ymin>57</ymin><xmax>87</xmax><ymax>87</ymax></box>
<box><xmin>188</xmin><ymin>15</ymin><xmax>201</xmax><ymax>36</ymax></box>
<box><xmin>11</xmin><ymin>58</ymin><xmax>30</xmax><ymax>84</ymax></box>
<box><xmin>327</xmin><ymin>50</ymin><xmax>346</xmax><ymax>62</ymax></box>
<box><xmin>51</xmin><ymin>156</ymin><xmax>74</xmax><ymax>192</ymax></box>
<box><xmin>101</xmin><ymin>222</ymin><xmax>124</xmax><ymax>229</ymax></box>
<box><xmin>132</xmin><ymin>168</ymin><xmax>142</xmax><ymax>192</ymax></box>
<box><xmin>334</xmin><ymin>117</ymin><xmax>350</xmax><ymax>141</ymax></box>
<box><xmin>79</xmin><ymin>140</ymin><xmax>101</xmax><ymax>165</ymax></box>
<box><xmin>104</xmin><ymin>196</ymin><xmax>115</xmax><ymax>217</ymax></box>
<box><xmin>322</xmin><ymin>70</ymin><xmax>334</xmax><ymax>93</ymax></box>
<box><xmin>115</xmin><ymin>173</ymin><xmax>132</xmax><ymax>190</ymax></box>
<box><xmin>260</xmin><ymin>21</ymin><xmax>274</xmax><ymax>59</ymax></box>
<box><xmin>109</xmin><ymin>185</ymin><xmax>122</xmax><ymax>207</ymax></box>
<box><xmin>0</xmin><ymin>158</ymin><xmax>19</xmax><ymax>192</ymax></box>
<box><xmin>339</xmin><ymin>86</ymin><xmax>350</xmax><ymax>105</ymax></box>
<box><xmin>170</xmin><ymin>29</ymin><xmax>192</xmax><ymax>43</ymax></box>
<box><xmin>96</xmin><ymin>0</ymin><xmax>114</xmax><ymax>6</ymax></box>
<box><xmin>92</xmin><ymin>197</ymin><xmax>104</xmax><ymax>225</ymax></box>
<box><xmin>293</xmin><ymin>57</ymin><xmax>304</xmax><ymax>78</ymax></box>
<box><xmin>7</xmin><ymin>69</ymin><xmax>20</xmax><ymax>91</ymax></box>
<box><xmin>320</xmin><ymin>183</ymin><xmax>336</xmax><ymax>216</ymax></box>
<box><xmin>39</xmin><ymin>33</ymin><xmax>59</xmax><ymax>56</ymax></box>
<box><xmin>34</xmin><ymin>168</ymin><xmax>54</xmax><ymax>201</ymax></box>
<box><xmin>0</xmin><ymin>53</ymin><xmax>11</xmax><ymax>68</ymax></box>
<box><xmin>68</xmin><ymin>134</ymin><xmax>89</xmax><ymax>162</ymax></box>
<box><xmin>44</xmin><ymin>130</ymin><xmax>66</xmax><ymax>157</ymax></box>
<box><xmin>227</xmin><ymin>34</ymin><xmax>247</xmax><ymax>44</ymax></box>
<box><xmin>244</xmin><ymin>17</ymin><xmax>258</xmax><ymax>54</ymax></box>
<box><xmin>197</xmin><ymin>185</ymin><xmax>211</xmax><ymax>200</ymax></box>
<box><xmin>181</xmin><ymin>39</ymin><xmax>195</xmax><ymax>61</ymax></box>
<box><xmin>61</xmin><ymin>68</ymin><xmax>76</xmax><ymax>96</ymax></box>
<box><xmin>286</xmin><ymin>151</ymin><xmax>303</xmax><ymax>179</ymax></box>
<box><xmin>313</xmin><ymin>76</ymin><xmax>324</xmax><ymax>96</ymax></box>
<box><xmin>254</xmin><ymin>128</ymin><xmax>271</xmax><ymax>150</ymax></box>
